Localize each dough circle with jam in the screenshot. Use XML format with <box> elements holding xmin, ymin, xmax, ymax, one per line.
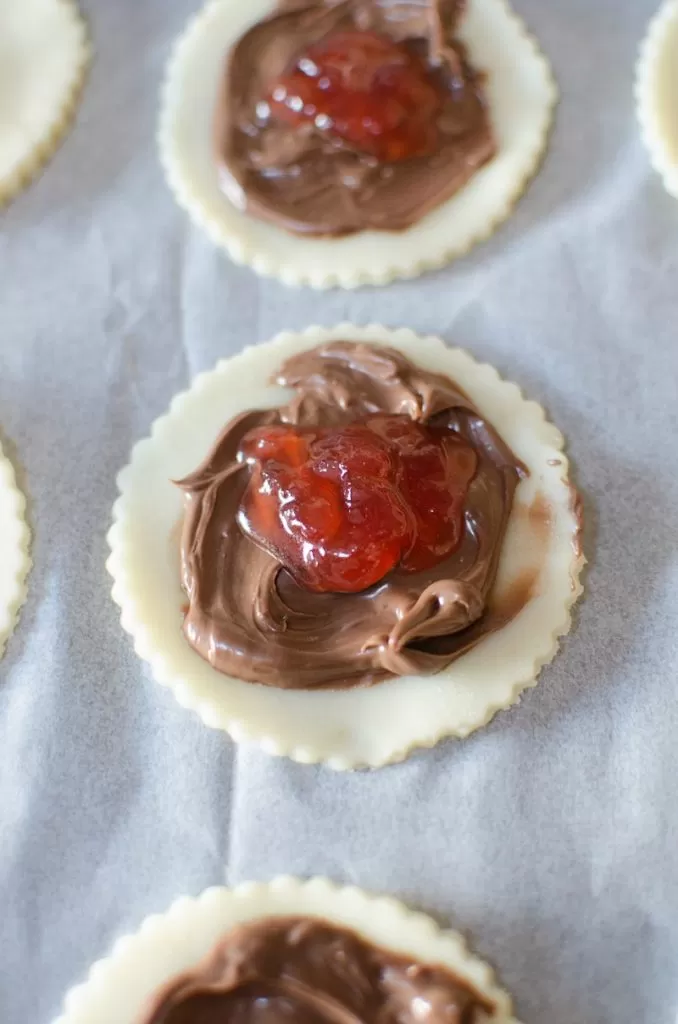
<box><xmin>636</xmin><ymin>0</ymin><xmax>678</xmax><ymax>198</ymax></box>
<box><xmin>0</xmin><ymin>443</ymin><xmax>31</xmax><ymax>658</ymax></box>
<box><xmin>52</xmin><ymin>877</ymin><xmax>516</xmax><ymax>1024</ymax></box>
<box><xmin>0</xmin><ymin>0</ymin><xmax>89</xmax><ymax>208</ymax></box>
<box><xmin>159</xmin><ymin>0</ymin><xmax>557</xmax><ymax>288</ymax></box>
<box><xmin>107</xmin><ymin>324</ymin><xmax>584</xmax><ymax>770</ymax></box>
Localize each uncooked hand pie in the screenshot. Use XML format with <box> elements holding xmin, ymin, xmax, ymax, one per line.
<box><xmin>52</xmin><ymin>878</ymin><xmax>517</xmax><ymax>1024</ymax></box>
<box><xmin>107</xmin><ymin>325</ymin><xmax>584</xmax><ymax>768</ymax></box>
<box><xmin>159</xmin><ymin>0</ymin><xmax>557</xmax><ymax>287</ymax></box>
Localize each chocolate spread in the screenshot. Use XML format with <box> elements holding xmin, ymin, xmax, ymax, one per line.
<box><xmin>139</xmin><ymin>917</ymin><xmax>495</xmax><ymax>1024</ymax></box>
<box><xmin>214</xmin><ymin>0</ymin><xmax>495</xmax><ymax>236</ymax></box>
<box><xmin>178</xmin><ymin>342</ymin><xmax>525</xmax><ymax>689</ymax></box>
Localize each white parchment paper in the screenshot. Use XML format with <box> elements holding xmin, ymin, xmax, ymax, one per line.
<box><xmin>1</xmin><ymin>0</ymin><xmax>677</xmax><ymax>1021</ymax></box>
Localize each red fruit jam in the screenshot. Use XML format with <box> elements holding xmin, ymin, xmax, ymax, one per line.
<box><xmin>267</xmin><ymin>30</ymin><xmax>443</xmax><ymax>163</ymax></box>
<box><xmin>237</xmin><ymin>415</ymin><xmax>478</xmax><ymax>594</ymax></box>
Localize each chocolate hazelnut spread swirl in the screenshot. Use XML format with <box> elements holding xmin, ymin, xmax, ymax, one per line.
<box><xmin>214</xmin><ymin>0</ymin><xmax>495</xmax><ymax>236</ymax></box>
<box><xmin>178</xmin><ymin>342</ymin><xmax>525</xmax><ymax>689</ymax></box>
<box><xmin>140</xmin><ymin>917</ymin><xmax>495</xmax><ymax>1024</ymax></box>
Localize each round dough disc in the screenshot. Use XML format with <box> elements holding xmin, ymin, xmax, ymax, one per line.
<box><xmin>636</xmin><ymin>0</ymin><xmax>678</xmax><ymax>198</ymax></box>
<box><xmin>53</xmin><ymin>877</ymin><xmax>517</xmax><ymax>1024</ymax></box>
<box><xmin>159</xmin><ymin>0</ymin><xmax>557</xmax><ymax>288</ymax></box>
<box><xmin>0</xmin><ymin>0</ymin><xmax>89</xmax><ymax>207</ymax></box>
<box><xmin>0</xmin><ymin>442</ymin><xmax>31</xmax><ymax>658</ymax></box>
<box><xmin>107</xmin><ymin>325</ymin><xmax>584</xmax><ymax>770</ymax></box>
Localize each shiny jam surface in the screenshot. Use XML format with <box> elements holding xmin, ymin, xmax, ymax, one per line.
<box><xmin>266</xmin><ymin>30</ymin><xmax>443</xmax><ymax>162</ymax></box>
<box><xmin>237</xmin><ymin>415</ymin><xmax>478</xmax><ymax>594</ymax></box>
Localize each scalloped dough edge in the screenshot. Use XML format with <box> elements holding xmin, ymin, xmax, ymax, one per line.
<box><xmin>635</xmin><ymin>0</ymin><xmax>678</xmax><ymax>198</ymax></box>
<box><xmin>0</xmin><ymin>444</ymin><xmax>32</xmax><ymax>658</ymax></box>
<box><xmin>53</xmin><ymin>877</ymin><xmax>518</xmax><ymax>1024</ymax></box>
<box><xmin>0</xmin><ymin>0</ymin><xmax>90</xmax><ymax>209</ymax></box>
<box><xmin>158</xmin><ymin>0</ymin><xmax>557</xmax><ymax>289</ymax></box>
<box><xmin>107</xmin><ymin>324</ymin><xmax>585</xmax><ymax>770</ymax></box>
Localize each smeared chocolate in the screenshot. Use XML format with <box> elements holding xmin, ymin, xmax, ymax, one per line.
<box><xmin>178</xmin><ymin>342</ymin><xmax>525</xmax><ymax>689</ymax></box>
<box><xmin>139</xmin><ymin>917</ymin><xmax>495</xmax><ymax>1024</ymax></box>
<box><xmin>214</xmin><ymin>0</ymin><xmax>495</xmax><ymax>236</ymax></box>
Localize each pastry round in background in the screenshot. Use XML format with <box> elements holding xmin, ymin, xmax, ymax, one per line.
<box><xmin>52</xmin><ymin>877</ymin><xmax>516</xmax><ymax>1024</ymax></box>
<box><xmin>0</xmin><ymin>442</ymin><xmax>31</xmax><ymax>658</ymax></box>
<box><xmin>159</xmin><ymin>0</ymin><xmax>557</xmax><ymax>288</ymax></box>
<box><xmin>636</xmin><ymin>0</ymin><xmax>678</xmax><ymax>198</ymax></box>
<box><xmin>107</xmin><ymin>325</ymin><xmax>584</xmax><ymax>769</ymax></box>
<box><xmin>0</xmin><ymin>0</ymin><xmax>89</xmax><ymax>208</ymax></box>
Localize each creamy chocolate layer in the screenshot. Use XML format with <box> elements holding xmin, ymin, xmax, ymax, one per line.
<box><xmin>140</xmin><ymin>916</ymin><xmax>495</xmax><ymax>1024</ymax></box>
<box><xmin>178</xmin><ymin>342</ymin><xmax>525</xmax><ymax>689</ymax></box>
<box><xmin>214</xmin><ymin>0</ymin><xmax>495</xmax><ymax>236</ymax></box>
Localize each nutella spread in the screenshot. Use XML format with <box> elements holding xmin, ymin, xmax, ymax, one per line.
<box><xmin>178</xmin><ymin>342</ymin><xmax>525</xmax><ymax>689</ymax></box>
<box><xmin>139</xmin><ymin>917</ymin><xmax>495</xmax><ymax>1024</ymax></box>
<box><xmin>214</xmin><ymin>0</ymin><xmax>495</xmax><ymax>236</ymax></box>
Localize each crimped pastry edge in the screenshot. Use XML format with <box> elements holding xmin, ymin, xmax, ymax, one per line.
<box><xmin>157</xmin><ymin>0</ymin><xmax>557</xmax><ymax>289</ymax></box>
<box><xmin>53</xmin><ymin>876</ymin><xmax>518</xmax><ymax>1024</ymax></box>
<box><xmin>106</xmin><ymin>324</ymin><xmax>584</xmax><ymax>770</ymax></box>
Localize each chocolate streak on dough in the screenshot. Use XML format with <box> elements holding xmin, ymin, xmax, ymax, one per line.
<box><xmin>178</xmin><ymin>343</ymin><xmax>525</xmax><ymax>690</ymax></box>
<box><xmin>139</xmin><ymin>917</ymin><xmax>495</xmax><ymax>1024</ymax></box>
<box><xmin>214</xmin><ymin>0</ymin><xmax>495</xmax><ymax>236</ymax></box>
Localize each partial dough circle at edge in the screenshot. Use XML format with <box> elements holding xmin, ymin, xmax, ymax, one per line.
<box><xmin>636</xmin><ymin>0</ymin><xmax>678</xmax><ymax>198</ymax></box>
<box><xmin>0</xmin><ymin>0</ymin><xmax>90</xmax><ymax>207</ymax></box>
<box><xmin>0</xmin><ymin>444</ymin><xmax>32</xmax><ymax>658</ymax></box>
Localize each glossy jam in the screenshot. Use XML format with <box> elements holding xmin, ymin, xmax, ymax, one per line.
<box><xmin>267</xmin><ymin>30</ymin><xmax>443</xmax><ymax>162</ymax></box>
<box><xmin>237</xmin><ymin>415</ymin><xmax>478</xmax><ymax>594</ymax></box>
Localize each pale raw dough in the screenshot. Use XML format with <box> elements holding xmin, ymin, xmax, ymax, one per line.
<box><xmin>52</xmin><ymin>877</ymin><xmax>517</xmax><ymax>1024</ymax></box>
<box><xmin>0</xmin><ymin>0</ymin><xmax>89</xmax><ymax>207</ymax></box>
<box><xmin>0</xmin><ymin>443</ymin><xmax>31</xmax><ymax>658</ymax></box>
<box><xmin>107</xmin><ymin>325</ymin><xmax>584</xmax><ymax>770</ymax></box>
<box><xmin>636</xmin><ymin>0</ymin><xmax>678</xmax><ymax>198</ymax></box>
<box><xmin>158</xmin><ymin>0</ymin><xmax>557</xmax><ymax>288</ymax></box>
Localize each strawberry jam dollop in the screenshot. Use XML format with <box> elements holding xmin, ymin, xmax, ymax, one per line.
<box><xmin>237</xmin><ymin>415</ymin><xmax>478</xmax><ymax>594</ymax></box>
<box><xmin>267</xmin><ymin>30</ymin><xmax>443</xmax><ymax>162</ymax></box>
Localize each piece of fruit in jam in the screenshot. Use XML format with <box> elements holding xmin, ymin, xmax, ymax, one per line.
<box><xmin>237</xmin><ymin>415</ymin><xmax>478</xmax><ymax>594</ymax></box>
<box><xmin>266</xmin><ymin>30</ymin><xmax>443</xmax><ymax>162</ymax></box>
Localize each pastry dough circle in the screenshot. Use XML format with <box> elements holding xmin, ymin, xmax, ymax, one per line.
<box><xmin>158</xmin><ymin>0</ymin><xmax>557</xmax><ymax>289</ymax></box>
<box><xmin>0</xmin><ymin>442</ymin><xmax>31</xmax><ymax>658</ymax></box>
<box><xmin>53</xmin><ymin>877</ymin><xmax>517</xmax><ymax>1024</ymax></box>
<box><xmin>107</xmin><ymin>325</ymin><xmax>584</xmax><ymax>770</ymax></box>
<box><xmin>636</xmin><ymin>0</ymin><xmax>678</xmax><ymax>198</ymax></box>
<box><xmin>0</xmin><ymin>0</ymin><xmax>90</xmax><ymax>207</ymax></box>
